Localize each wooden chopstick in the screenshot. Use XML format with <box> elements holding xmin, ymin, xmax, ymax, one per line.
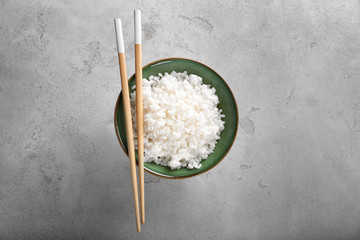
<box><xmin>134</xmin><ymin>9</ymin><xmax>145</xmax><ymax>225</ymax></box>
<box><xmin>114</xmin><ymin>18</ymin><xmax>141</xmax><ymax>233</ymax></box>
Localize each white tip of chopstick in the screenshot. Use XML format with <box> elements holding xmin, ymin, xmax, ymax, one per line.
<box><xmin>134</xmin><ymin>10</ymin><xmax>141</xmax><ymax>44</ymax></box>
<box><xmin>114</xmin><ymin>18</ymin><xmax>125</xmax><ymax>53</ymax></box>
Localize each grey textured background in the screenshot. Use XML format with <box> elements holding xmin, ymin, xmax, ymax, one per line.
<box><xmin>1</xmin><ymin>0</ymin><xmax>360</xmax><ymax>239</ymax></box>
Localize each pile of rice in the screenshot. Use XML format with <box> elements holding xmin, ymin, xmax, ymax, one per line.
<box><xmin>130</xmin><ymin>71</ymin><xmax>225</xmax><ymax>170</ymax></box>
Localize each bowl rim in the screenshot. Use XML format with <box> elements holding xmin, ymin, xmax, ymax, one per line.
<box><xmin>114</xmin><ymin>57</ymin><xmax>239</xmax><ymax>179</ymax></box>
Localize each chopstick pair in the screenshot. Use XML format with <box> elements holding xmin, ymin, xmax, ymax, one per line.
<box><xmin>114</xmin><ymin>10</ymin><xmax>145</xmax><ymax>232</ymax></box>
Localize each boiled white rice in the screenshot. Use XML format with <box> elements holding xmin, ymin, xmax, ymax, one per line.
<box><xmin>130</xmin><ymin>71</ymin><xmax>225</xmax><ymax>170</ymax></box>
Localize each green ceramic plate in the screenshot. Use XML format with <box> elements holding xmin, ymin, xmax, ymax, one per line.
<box><xmin>114</xmin><ymin>58</ymin><xmax>238</xmax><ymax>179</ymax></box>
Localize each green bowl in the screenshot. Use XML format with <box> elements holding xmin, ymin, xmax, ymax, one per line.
<box><xmin>114</xmin><ymin>58</ymin><xmax>238</xmax><ymax>179</ymax></box>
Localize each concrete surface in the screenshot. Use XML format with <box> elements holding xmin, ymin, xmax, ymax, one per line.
<box><xmin>1</xmin><ymin>0</ymin><xmax>360</xmax><ymax>239</ymax></box>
